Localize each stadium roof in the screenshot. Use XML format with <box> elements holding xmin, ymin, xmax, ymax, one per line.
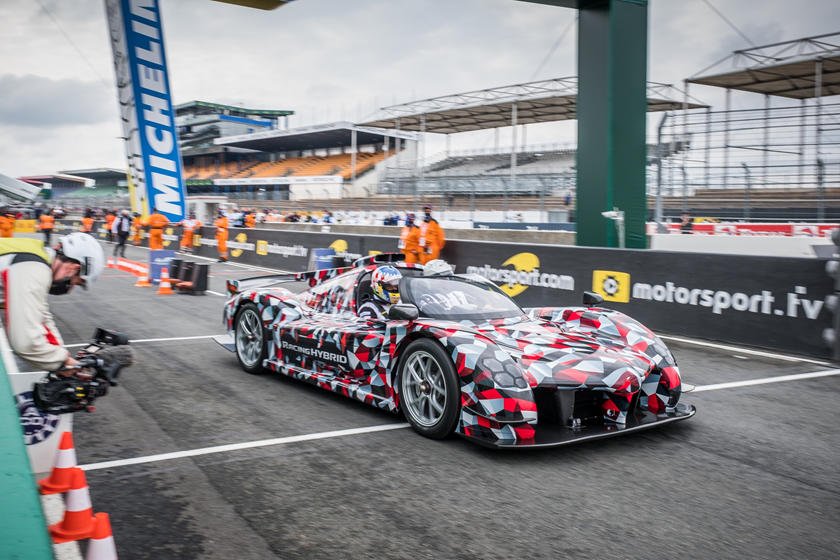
<box><xmin>60</xmin><ymin>168</ymin><xmax>127</xmax><ymax>181</ymax></box>
<box><xmin>687</xmin><ymin>32</ymin><xmax>840</xmax><ymax>99</ymax></box>
<box><xmin>215</xmin><ymin>122</ymin><xmax>419</xmax><ymax>152</ymax></box>
<box><xmin>358</xmin><ymin>78</ymin><xmax>708</xmax><ymax>134</ymax></box>
<box><xmin>175</xmin><ymin>100</ymin><xmax>293</xmax><ymax>118</ymax></box>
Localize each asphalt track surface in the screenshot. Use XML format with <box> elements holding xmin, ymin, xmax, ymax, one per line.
<box><xmin>22</xmin><ymin>240</ymin><xmax>840</xmax><ymax>559</ymax></box>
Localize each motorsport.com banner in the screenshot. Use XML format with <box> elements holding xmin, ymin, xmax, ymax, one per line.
<box><xmin>66</xmin><ymin>220</ymin><xmax>834</xmax><ymax>358</ymax></box>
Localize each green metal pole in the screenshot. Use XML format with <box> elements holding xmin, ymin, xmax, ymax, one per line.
<box><xmin>576</xmin><ymin>0</ymin><xmax>648</xmax><ymax>248</ymax></box>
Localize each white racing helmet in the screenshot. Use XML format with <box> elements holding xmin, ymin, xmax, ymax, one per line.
<box><xmin>422</xmin><ymin>259</ymin><xmax>454</xmax><ymax>276</ymax></box>
<box><xmin>56</xmin><ymin>232</ymin><xmax>105</xmax><ymax>288</ymax></box>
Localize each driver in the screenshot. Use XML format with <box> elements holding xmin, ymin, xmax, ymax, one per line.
<box><xmin>358</xmin><ymin>265</ymin><xmax>401</xmax><ymax>320</ymax></box>
<box><xmin>0</xmin><ymin>232</ymin><xmax>104</xmax><ymax>373</ymax></box>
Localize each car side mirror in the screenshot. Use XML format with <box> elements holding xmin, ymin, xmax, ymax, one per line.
<box><xmin>582</xmin><ymin>291</ymin><xmax>605</xmax><ymax>307</ymax></box>
<box><xmin>388</xmin><ymin>303</ymin><xmax>419</xmax><ymax>321</ymax></box>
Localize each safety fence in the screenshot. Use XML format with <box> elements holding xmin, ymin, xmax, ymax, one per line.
<box><xmin>47</xmin><ymin>220</ymin><xmax>832</xmax><ymax>359</ymax></box>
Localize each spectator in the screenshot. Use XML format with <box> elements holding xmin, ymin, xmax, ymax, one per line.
<box><xmin>80</xmin><ymin>214</ymin><xmax>94</xmax><ymax>233</ymax></box>
<box><xmin>679</xmin><ymin>212</ymin><xmax>694</xmax><ymax>234</ymax></box>
<box><xmin>564</xmin><ymin>192</ymin><xmax>571</xmax><ymax>206</ymax></box>
<box><xmin>111</xmin><ymin>210</ymin><xmax>132</xmax><ymax>258</ymax></box>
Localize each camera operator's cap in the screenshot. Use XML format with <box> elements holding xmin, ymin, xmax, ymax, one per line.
<box><xmin>57</xmin><ymin>232</ymin><xmax>105</xmax><ymax>289</ymax></box>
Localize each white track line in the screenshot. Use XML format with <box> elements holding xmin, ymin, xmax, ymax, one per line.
<box><xmin>658</xmin><ymin>334</ymin><xmax>833</xmax><ymax>366</ymax></box>
<box><xmin>64</xmin><ymin>334</ymin><xmax>220</xmax><ymax>348</ymax></box>
<box><xmin>692</xmin><ymin>368</ymin><xmax>840</xmax><ymax>392</ymax></box>
<box><xmin>80</xmin><ymin>423</ymin><xmax>410</xmax><ymax>471</ymax></box>
<box><xmin>206</xmin><ymin>290</ymin><xmax>226</xmax><ymax>297</ymax></box>
<box><xmin>76</xmin><ymin>367</ymin><xmax>840</xmax><ymax>471</ymax></box>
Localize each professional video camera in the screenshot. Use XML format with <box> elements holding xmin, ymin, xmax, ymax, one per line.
<box><xmin>33</xmin><ymin>328</ymin><xmax>134</xmax><ymax>414</ymax></box>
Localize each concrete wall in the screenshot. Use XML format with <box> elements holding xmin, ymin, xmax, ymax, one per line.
<box><xmin>650</xmin><ymin>233</ymin><xmax>832</xmax><ymax>258</ymax></box>
<box><xmin>258</xmin><ymin>221</ymin><xmax>577</xmax><ymax>245</ymax></box>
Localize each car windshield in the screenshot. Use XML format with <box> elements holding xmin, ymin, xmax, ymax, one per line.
<box><xmin>401</xmin><ymin>276</ymin><xmax>525</xmax><ymax>321</ymax></box>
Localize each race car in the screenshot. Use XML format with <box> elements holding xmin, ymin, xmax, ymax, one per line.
<box><xmin>216</xmin><ymin>254</ymin><xmax>695</xmax><ymax>448</ymax></box>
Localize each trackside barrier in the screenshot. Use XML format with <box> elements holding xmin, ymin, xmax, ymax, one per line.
<box><xmin>49</xmin><ymin>220</ymin><xmax>836</xmax><ymax>357</ymax></box>
<box><xmin>0</xmin><ymin>333</ymin><xmax>53</xmax><ymax>558</ymax></box>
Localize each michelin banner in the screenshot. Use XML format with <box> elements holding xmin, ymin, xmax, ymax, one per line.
<box><xmin>56</xmin><ymin>221</ymin><xmax>833</xmax><ymax>357</ymax></box>
<box><xmin>105</xmin><ymin>0</ymin><xmax>187</xmax><ymax>222</ymax></box>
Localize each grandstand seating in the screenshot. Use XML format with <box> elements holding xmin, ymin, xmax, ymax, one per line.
<box><xmin>182</xmin><ymin>151</ymin><xmax>389</xmax><ymax>181</ymax></box>
<box><xmin>422</xmin><ymin>150</ymin><xmax>575</xmax><ymax>177</ymax></box>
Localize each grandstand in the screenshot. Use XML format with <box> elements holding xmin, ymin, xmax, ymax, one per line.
<box><xmin>206</xmin><ymin>121</ymin><xmax>417</xmax><ymax>200</ymax></box>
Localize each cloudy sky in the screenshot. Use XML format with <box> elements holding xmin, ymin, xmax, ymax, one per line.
<box><xmin>0</xmin><ymin>0</ymin><xmax>836</xmax><ymax>176</ymax></box>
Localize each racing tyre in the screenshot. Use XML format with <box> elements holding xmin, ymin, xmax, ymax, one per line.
<box><xmin>398</xmin><ymin>339</ymin><xmax>460</xmax><ymax>439</ymax></box>
<box><xmin>234</xmin><ymin>302</ymin><xmax>267</xmax><ymax>374</ymax></box>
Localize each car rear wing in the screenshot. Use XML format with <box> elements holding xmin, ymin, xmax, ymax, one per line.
<box><xmin>226</xmin><ymin>273</ymin><xmax>297</xmax><ymax>296</ymax></box>
<box><xmin>226</xmin><ymin>265</ymin><xmax>360</xmax><ymax>296</ymax></box>
<box><xmin>352</xmin><ymin>252</ymin><xmax>406</xmax><ymax>268</ymax></box>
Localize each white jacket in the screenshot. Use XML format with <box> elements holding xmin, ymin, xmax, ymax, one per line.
<box><xmin>0</xmin><ymin>252</ymin><xmax>68</xmax><ymax>370</ymax></box>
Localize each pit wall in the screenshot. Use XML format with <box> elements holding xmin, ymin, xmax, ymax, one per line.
<box><xmin>52</xmin><ymin>221</ymin><xmax>835</xmax><ymax>358</ymax></box>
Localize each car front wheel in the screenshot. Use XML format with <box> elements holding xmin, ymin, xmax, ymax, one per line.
<box><xmin>235</xmin><ymin>302</ymin><xmax>267</xmax><ymax>374</ymax></box>
<box><xmin>398</xmin><ymin>339</ymin><xmax>460</xmax><ymax>439</ymax></box>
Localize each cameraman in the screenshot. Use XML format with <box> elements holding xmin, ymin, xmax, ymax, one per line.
<box><xmin>0</xmin><ymin>232</ymin><xmax>104</xmax><ymax>374</ymax></box>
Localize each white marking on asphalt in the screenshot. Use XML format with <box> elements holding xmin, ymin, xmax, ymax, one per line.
<box><xmin>64</xmin><ymin>334</ymin><xmax>221</xmax><ymax>348</ymax></box>
<box><xmin>206</xmin><ymin>290</ymin><xmax>226</xmax><ymax>297</ymax></box>
<box><xmin>74</xmin><ymin>367</ymin><xmax>840</xmax><ymax>471</ymax></box>
<box><xmin>692</xmin><ymin>368</ymin><xmax>840</xmax><ymax>392</ymax></box>
<box><xmin>658</xmin><ymin>334</ymin><xmax>833</xmax><ymax>366</ymax></box>
<box><xmin>79</xmin><ymin>423</ymin><xmax>411</xmax><ymax>471</ymax></box>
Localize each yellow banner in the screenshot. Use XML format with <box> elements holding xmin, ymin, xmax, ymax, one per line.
<box><xmin>13</xmin><ymin>219</ymin><xmax>37</xmax><ymax>233</ymax></box>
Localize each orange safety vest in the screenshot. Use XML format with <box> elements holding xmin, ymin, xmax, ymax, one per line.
<box><xmin>181</xmin><ymin>219</ymin><xmax>202</xmax><ymax>233</ymax></box>
<box><xmin>147</xmin><ymin>212</ymin><xmax>169</xmax><ymax>230</ymax></box>
<box><xmin>214</xmin><ymin>216</ymin><xmax>228</xmax><ymax>235</ymax></box>
<box><xmin>399</xmin><ymin>225</ymin><xmax>420</xmax><ymax>253</ymax></box>
<box><xmin>39</xmin><ymin>215</ymin><xmax>55</xmax><ymax>230</ymax></box>
<box><xmin>419</xmin><ymin>219</ymin><xmax>445</xmax><ymax>253</ymax></box>
<box><xmin>80</xmin><ymin>217</ymin><xmax>94</xmax><ymax>232</ymax></box>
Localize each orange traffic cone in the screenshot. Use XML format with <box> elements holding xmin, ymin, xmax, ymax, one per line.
<box><xmin>134</xmin><ymin>266</ymin><xmax>151</xmax><ymax>287</ymax></box>
<box><xmin>86</xmin><ymin>513</ymin><xmax>118</xmax><ymax>560</ymax></box>
<box><xmin>106</xmin><ymin>256</ymin><xmax>114</xmax><ymax>269</ymax></box>
<box><xmin>38</xmin><ymin>431</ymin><xmax>77</xmax><ymax>494</ymax></box>
<box><xmin>156</xmin><ymin>267</ymin><xmax>174</xmax><ymax>295</ymax></box>
<box><xmin>49</xmin><ymin>468</ymin><xmax>97</xmax><ymax>543</ymax></box>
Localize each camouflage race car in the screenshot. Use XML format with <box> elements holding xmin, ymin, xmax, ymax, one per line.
<box><xmin>217</xmin><ymin>254</ymin><xmax>695</xmax><ymax>448</ymax></box>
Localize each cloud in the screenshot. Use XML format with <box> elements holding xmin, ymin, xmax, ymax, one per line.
<box><xmin>0</xmin><ymin>74</ymin><xmax>115</xmax><ymax>128</ymax></box>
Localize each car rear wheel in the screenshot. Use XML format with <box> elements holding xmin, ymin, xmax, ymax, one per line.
<box><xmin>235</xmin><ymin>302</ymin><xmax>267</xmax><ymax>374</ymax></box>
<box><xmin>398</xmin><ymin>339</ymin><xmax>460</xmax><ymax>439</ymax></box>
